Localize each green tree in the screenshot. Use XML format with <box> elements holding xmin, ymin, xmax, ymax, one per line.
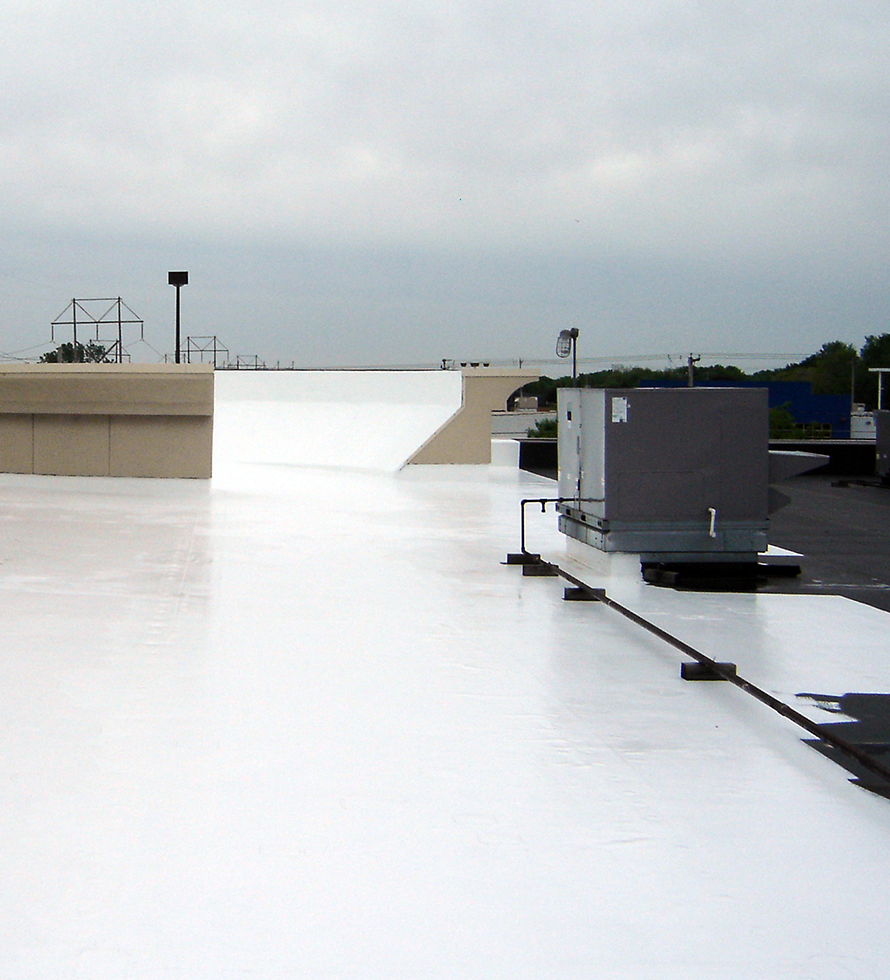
<box><xmin>769</xmin><ymin>403</ymin><xmax>800</xmax><ymax>439</ymax></box>
<box><xmin>526</xmin><ymin>417</ymin><xmax>558</xmax><ymax>438</ymax></box>
<box><xmin>40</xmin><ymin>341</ymin><xmax>110</xmax><ymax>363</ymax></box>
<box><xmin>858</xmin><ymin>333</ymin><xmax>890</xmax><ymax>408</ymax></box>
<box><xmin>756</xmin><ymin>341</ymin><xmax>856</xmax><ymax>396</ymax></box>
<box><xmin>693</xmin><ymin>363</ymin><xmax>747</xmax><ymax>383</ymax></box>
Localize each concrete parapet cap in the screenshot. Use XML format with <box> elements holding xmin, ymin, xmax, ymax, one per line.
<box><xmin>0</xmin><ymin>363</ymin><xmax>212</xmax><ymax>376</ymax></box>
<box><xmin>458</xmin><ymin>367</ymin><xmax>540</xmax><ymax>380</ymax></box>
<box><xmin>0</xmin><ymin>363</ymin><xmax>214</xmax><ymax>417</ymax></box>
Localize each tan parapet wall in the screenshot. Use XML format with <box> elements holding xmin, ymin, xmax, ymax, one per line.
<box><xmin>0</xmin><ymin>364</ymin><xmax>214</xmax><ymax>478</ymax></box>
<box><xmin>406</xmin><ymin>367</ymin><xmax>540</xmax><ymax>465</ymax></box>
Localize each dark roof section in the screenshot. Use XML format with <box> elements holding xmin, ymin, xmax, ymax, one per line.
<box><xmin>763</xmin><ymin>474</ymin><xmax>890</xmax><ymax>612</ymax></box>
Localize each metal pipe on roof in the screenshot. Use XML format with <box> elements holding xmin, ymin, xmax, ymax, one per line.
<box><xmin>551</xmin><ymin>561</ymin><xmax>890</xmax><ymax>794</ymax></box>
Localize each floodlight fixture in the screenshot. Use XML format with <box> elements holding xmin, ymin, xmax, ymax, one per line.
<box><xmin>168</xmin><ymin>271</ymin><xmax>189</xmax><ymax>363</ymax></box>
<box><xmin>556</xmin><ymin>328</ymin><xmax>577</xmax><ymax>358</ymax></box>
<box><xmin>556</xmin><ymin>328</ymin><xmax>580</xmax><ymax>385</ymax></box>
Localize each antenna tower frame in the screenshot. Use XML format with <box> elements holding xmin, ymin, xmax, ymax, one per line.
<box><xmin>51</xmin><ymin>297</ymin><xmax>144</xmax><ymax>363</ymax></box>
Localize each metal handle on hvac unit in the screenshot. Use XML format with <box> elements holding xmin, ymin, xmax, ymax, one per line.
<box><xmin>708</xmin><ymin>507</ymin><xmax>717</xmax><ymax>538</ymax></box>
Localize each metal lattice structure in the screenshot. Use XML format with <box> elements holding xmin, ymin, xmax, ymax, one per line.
<box><xmin>227</xmin><ymin>355</ymin><xmax>266</xmax><ymax>370</ymax></box>
<box><xmin>186</xmin><ymin>336</ymin><xmax>230</xmax><ymax>368</ymax></box>
<box><xmin>51</xmin><ymin>298</ymin><xmax>144</xmax><ymax>363</ymax></box>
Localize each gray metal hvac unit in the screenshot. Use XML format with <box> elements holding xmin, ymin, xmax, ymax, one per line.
<box><xmin>557</xmin><ymin>387</ymin><xmax>770</xmax><ymax>562</ymax></box>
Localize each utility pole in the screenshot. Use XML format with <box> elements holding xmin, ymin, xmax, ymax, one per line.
<box><xmin>72</xmin><ymin>299</ymin><xmax>79</xmax><ymax>361</ymax></box>
<box><xmin>687</xmin><ymin>353</ymin><xmax>701</xmax><ymax>387</ymax></box>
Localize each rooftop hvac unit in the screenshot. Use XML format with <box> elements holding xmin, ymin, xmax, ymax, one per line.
<box><xmin>557</xmin><ymin>387</ymin><xmax>822</xmax><ymax>564</ymax></box>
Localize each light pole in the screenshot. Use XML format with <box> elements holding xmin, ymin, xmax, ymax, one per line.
<box><xmin>870</xmin><ymin>367</ymin><xmax>890</xmax><ymax>410</ymax></box>
<box><xmin>168</xmin><ymin>271</ymin><xmax>189</xmax><ymax>363</ymax></box>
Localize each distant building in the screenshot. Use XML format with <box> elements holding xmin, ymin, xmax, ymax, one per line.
<box><xmin>640</xmin><ymin>379</ymin><xmax>852</xmax><ymax>438</ymax></box>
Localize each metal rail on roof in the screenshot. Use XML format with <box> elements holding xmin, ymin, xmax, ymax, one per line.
<box><xmin>555</xmin><ymin>562</ymin><xmax>890</xmax><ymax>793</ymax></box>
<box><xmin>509</xmin><ymin>537</ymin><xmax>890</xmax><ymax>795</ymax></box>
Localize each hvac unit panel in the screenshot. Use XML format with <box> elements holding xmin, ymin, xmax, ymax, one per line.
<box><xmin>557</xmin><ymin>388</ymin><xmax>606</xmax><ymax>508</ymax></box>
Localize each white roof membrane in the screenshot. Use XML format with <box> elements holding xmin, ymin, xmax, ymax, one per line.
<box><xmin>213</xmin><ymin>370</ymin><xmax>463</xmax><ymax>472</ymax></box>
<box><xmin>1</xmin><ymin>392</ymin><xmax>889</xmax><ymax>978</ymax></box>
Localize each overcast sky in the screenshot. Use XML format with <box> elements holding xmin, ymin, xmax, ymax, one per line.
<box><xmin>1</xmin><ymin>0</ymin><xmax>888</xmax><ymax>369</ymax></box>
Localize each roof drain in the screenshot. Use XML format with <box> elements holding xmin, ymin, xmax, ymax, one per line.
<box><xmin>525</xmin><ymin>557</ymin><xmax>890</xmax><ymax>798</ymax></box>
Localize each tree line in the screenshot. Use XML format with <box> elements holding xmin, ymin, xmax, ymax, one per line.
<box><xmin>39</xmin><ymin>341</ymin><xmax>110</xmax><ymax>363</ymax></box>
<box><xmin>522</xmin><ymin>335</ymin><xmax>890</xmax><ymax>411</ymax></box>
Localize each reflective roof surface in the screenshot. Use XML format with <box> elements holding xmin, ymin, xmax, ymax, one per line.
<box><xmin>1</xmin><ymin>389</ymin><xmax>889</xmax><ymax>978</ymax></box>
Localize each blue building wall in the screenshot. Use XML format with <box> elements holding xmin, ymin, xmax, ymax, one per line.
<box><xmin>638</xmin><ymin>380</ymin><xmax>851</xmax><ymax>437</ymax></box>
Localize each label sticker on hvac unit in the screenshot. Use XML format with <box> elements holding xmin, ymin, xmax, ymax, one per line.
<box><xmin>611</xmin><ymin>397</ymin><xmax>628</xmax><ymax>423</ymax></box>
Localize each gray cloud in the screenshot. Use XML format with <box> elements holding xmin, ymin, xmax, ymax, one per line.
<box><xmin>1</xmin><ymin>0</ymin><xmax>888</xmax><ymax>366</ymax></box>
